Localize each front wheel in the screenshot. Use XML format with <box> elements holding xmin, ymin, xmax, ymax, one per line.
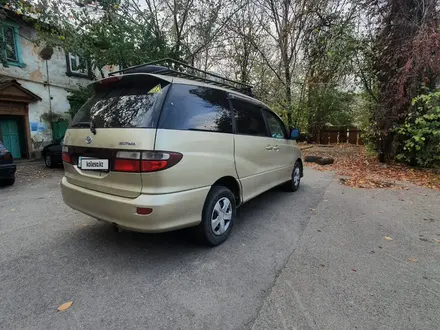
<box><xmin>284</xmin><ymin>161</ymin><xmax>301</xmax><ymax>192</ymax></box>
<box><xmin>193</xmin><ymin>186</ymin><xmax>236</xmax><ymax>246</ymax></box>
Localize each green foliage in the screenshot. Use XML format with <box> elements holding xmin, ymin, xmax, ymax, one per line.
<box><xmin>307</xmin><ymin>87</ymin><xmax>355</xmax><ymax>127</ymax></box>
<box><xmin>67</xmin><ymin>85</ymin><xmax>93</xmax><ymax>118</ymax></box>
<box><xmin>33</xmin><ymin>0</ymin><xmax>176</xmax><ymax>77</ymax></box>
<box><xmin>395</xmin><ymin>91</ymin><xmax>440</xmax><ymax>168</ymax></box>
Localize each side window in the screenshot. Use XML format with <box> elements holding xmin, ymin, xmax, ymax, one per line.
<box><xmin>231</xmin><ymin>99</ymin><xmax>268</xmax><ymax>137</ymax></box>
<box><xmin>264</xmin><ymin>110</ymin><xmax>287</xmax><ymax>139</ymax></box>
<box><xmin>159</xmin><ymin>84</ymin><xmax>232</xmax><ymax>133</ymax></box>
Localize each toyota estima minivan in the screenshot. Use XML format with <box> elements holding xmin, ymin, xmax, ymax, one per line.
<box><xmin>61</xmin><ymin>60</ymin><xmax>303</xmax><ymax>246</ymax></box>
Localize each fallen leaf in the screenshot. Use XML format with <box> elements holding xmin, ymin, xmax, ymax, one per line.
<box><xmin>351</xmin><ymin>269</ymin><xmax>357</xmax><ymax>272</ymax></box>
<box><xmin>408</xmin><ymin>258</ymin><xmax>417</xmax><ymax>262</ymax></box>
<box><xmin>10</xmin><ymin>209</ymin><xmax>15</xmax><ymax>212</ymax></box>
<box><xmin>57</xmin><ymin>301</ymin><xmax>73</xmax><ymax>311</ymax></box>
<box><xmin>384</xmin><ymin>236</ymin><xmax>393</xmax><ymax>241</ymax></box>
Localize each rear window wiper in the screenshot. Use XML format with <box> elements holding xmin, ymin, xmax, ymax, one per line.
<box><xmin>70</xmin><ymin>121</ymin><xmax>90</xmax><ymax>128</ymax></box>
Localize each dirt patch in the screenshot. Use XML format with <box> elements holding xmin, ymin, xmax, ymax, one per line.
<box><xmin>301</xmin><ymin>144</ymin><xmax>440</xmax><ymax>190</ymax></box>
<box><xmin>15</xmin><ymin>161</ymin><xmax>64</xmax><ymax>185</ymax></box>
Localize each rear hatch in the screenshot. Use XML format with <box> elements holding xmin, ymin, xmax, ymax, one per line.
<box><xmin>63</xmin><ymin>74</ymin><xmax>171</xmax><ymax>198</ymax></box>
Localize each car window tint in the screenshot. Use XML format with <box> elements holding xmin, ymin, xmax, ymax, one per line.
<box><xmin>264</xmin><ymin>110</ymin><xmax>287</xmax><ymax>139</ymax></box>
<box><xmin>159</xmin><ymin>84</ymin><xmax>232</xmax><ymax>133</ymax></box>
<box><xmin>72</xmin><ymin>80</ymin><xmax>169</xmax><ymax>129</ymax></box>
<box><xmin>231</xmin><ymin>99</ymin><xmax>267</xmax><ymax>137</ymax></box>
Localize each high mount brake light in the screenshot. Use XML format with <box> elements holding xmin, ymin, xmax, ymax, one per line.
<box><xmin>100</xmin><ymin>76</ymin><xmax>122</xmax><ymax>85</ymax></box>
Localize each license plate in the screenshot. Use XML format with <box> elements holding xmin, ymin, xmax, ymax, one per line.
<box><xmin>79</xmin><ymin>157</ymin><xmax>109</xmax><ymax>171</ymax></box>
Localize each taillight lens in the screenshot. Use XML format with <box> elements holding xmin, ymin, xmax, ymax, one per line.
<box><xmin>141</xmin><ymin>151</ymin><xmax>182</xmax><ymax>172</ymax></box>
<box><xmin>1</xmin><ymin>151</ymin><xmax>11</xmax><ymax>160</ymax></box>
<box><xmin>113</xmin><ymin>151</ymin><xmax>182</xmax><ymax>173</ymax></box>
<box><xmin>62</xmin><ymin>146</ymin><xmax>71</xmax><ymax>163</ymax></box>
<box><xmin>114</xmin><ymin>159</ymin><xmax>140</xmax><ymax>172</ymax></box>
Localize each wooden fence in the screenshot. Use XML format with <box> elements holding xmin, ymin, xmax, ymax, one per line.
<box><xmin>316</xmin><ymin>126</ymin><xmax>364</xmax><ymax>145</ymax></box>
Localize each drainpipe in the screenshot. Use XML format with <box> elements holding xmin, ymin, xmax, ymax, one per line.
<box><xmin>45</xmin><ymin>60</ymin><xmax>54</xmax><ymax>141</ymax></box>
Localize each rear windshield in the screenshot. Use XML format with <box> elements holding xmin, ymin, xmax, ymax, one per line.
<box><xmin>71</xmin><ymin>79</ymin><xmax>169</xmax><ymax>128</ymax></box>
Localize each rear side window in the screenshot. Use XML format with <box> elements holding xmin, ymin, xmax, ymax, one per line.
<box><xmin>231</xmin><ymin>99</ymin><xmax>268</xmax><ymax>137</ymax></box>
<box><xmin>159</xmin><ymin>84</ymin><xmax>232</xmax><ymax>133</ymax></box>
<box><xmin>71</xmin><ymin>79</ymin><xmax>169</xmax><ymax>128</ymax></box>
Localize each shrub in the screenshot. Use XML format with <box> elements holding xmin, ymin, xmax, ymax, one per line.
<box><xmin>395</xmin><ymin>91</ymin><xmax>440</xmax><ymax>168</ymax></box>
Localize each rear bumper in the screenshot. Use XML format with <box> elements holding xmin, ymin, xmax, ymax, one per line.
<box><xmin>0</xmin><ymin>164</ymin><xmax>16</xmax><ymax>179</ymax></box>
<box><xmin>50</xmin><ymin>153</ymin><xmax>62</xmax><ymax>163</ymax></box>
<box><xmin>61</xmin><ymin>177</ymin><xmax>210</xmax><ymax>233</ymax></box>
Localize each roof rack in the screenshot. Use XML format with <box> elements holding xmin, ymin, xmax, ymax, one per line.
<box><xmin>108</xmin><ymin>58</ymin><xmax>254</xmax><ymax>96</ymax></box>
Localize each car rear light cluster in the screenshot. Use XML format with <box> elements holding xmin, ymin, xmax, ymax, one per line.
<box><xmin>113</xmin><ymin>151</ymin><xmax>182</xmax><ymax>173</ymax></box>
<box><xmin>62</xmin><ymin>146</ymin><xmax>71</xmax><ymax>163</ymax></box>
<box><xmin>0</xmin><ymin>149</ymin><xmax>11</xmax><ymax>159</ymax></box>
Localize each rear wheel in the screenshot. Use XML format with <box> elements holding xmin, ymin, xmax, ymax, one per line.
<box><xmin>1</xmin><ymin>178</ymin><xmax>15</xmax><ymax>186</ymax></box>
<box><xmin>193</xmin><ymin>186</ymin><xmax>236</xmax><ymax>246</ymax></box>
<box><xmin>284</xmin><ymin>161</ymin><xmax>301</xmax><ymax>192</ymax></box>
<box><xmin>44</xmin><ymin>154</ymin><xmax>54</xmax><ymax>168</ymax></box>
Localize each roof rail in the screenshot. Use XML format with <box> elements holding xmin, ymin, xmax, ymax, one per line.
<box><xmin>108</xmin><ymin>58</ymin><xmax>254</xmax><ymax>96</ymax></box>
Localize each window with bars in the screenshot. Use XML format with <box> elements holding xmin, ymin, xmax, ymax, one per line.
<box><xmin>0</xmin><ymin>23</ymin><xmax>24</xmax><ymax>67</ymax></box>
<box><xmin>66</xmin><ymin>53</ymin><xmax>92</xmax><ymax>78</ymax></box>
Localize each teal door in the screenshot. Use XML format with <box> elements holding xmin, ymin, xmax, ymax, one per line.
<box><xmin>0</xmin><ymin>120</ymin><xmax>21</xmax><ymax>158</ymax></box>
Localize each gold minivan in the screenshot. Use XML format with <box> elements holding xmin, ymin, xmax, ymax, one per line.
<box><xmin>61</xmin><ymin>61</ymin><xmax>303</xmax><ymax>245</ymax></box>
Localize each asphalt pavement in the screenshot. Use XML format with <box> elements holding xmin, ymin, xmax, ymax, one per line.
<box><xmin>1</xmin><ymin>165</ymin><xmax>439</xmax><ymax>330</ymax></box>
<box><xmin>0</xmin><ymin>166</ymin><xmax>333</xmax><ymax>330</ymax></box>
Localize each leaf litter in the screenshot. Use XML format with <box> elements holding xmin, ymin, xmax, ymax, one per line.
<box><xmin>301</xmin><ymin>144</ymin><xmax>440</xmax><ymax>190</ymax></box>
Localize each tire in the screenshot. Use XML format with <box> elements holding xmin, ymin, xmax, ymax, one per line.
<box><xmin>1</xmin><ymin>178</ymin><xmax>15</xmax><ymax>186</ymax></box>
<box><xmin>304</xmin><ymin>155</ymin><xmax>322</xmax><ymax>163</ymax></box>
<box><xmin>284</xmin><ymin>161</ymin><xmax>301</xmax><ymax>192</ymax></box>
<box><xmin>44</xmin><ymin>154</ymin><xmax>54</xmax><ymax>168</ymax></box>
<box><xmin>193</xmin><ymin>186</ymin><xmax>236</xmax><ymax>246</ymax></box>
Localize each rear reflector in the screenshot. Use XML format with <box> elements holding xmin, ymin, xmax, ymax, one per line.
<box><xmin>136</xmin><ymin>207</ymin><xmax>153</xmax><ymax>215</ymax></box>
<box><xmin>114</xmin><ymin>159</ymin><xmax>140</xmax><ymax>172</ymax></box>
<box><xmin>113</xmin><ymin>151</ymin><xmax>182</xmax><ymax>173</ymax></box>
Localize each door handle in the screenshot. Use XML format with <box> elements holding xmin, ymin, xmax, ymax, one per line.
<box><xmin>265</xmin><ymin>145</ymin><xmax>273</xmax><ymax>150</ymax></box>
<box><xmin>273</xmin><ymin>145</ymin><xmax>279</xmax><ymax>151</ymax></box>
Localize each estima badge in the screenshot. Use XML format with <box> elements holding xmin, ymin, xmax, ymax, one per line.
<box><xmin>85</xmin><ymin>136</ymin><xmax>92</xmax><ymax>144</ymax></box>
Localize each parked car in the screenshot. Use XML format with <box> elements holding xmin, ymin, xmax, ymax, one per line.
<box><xmin>61</xmin><ymin>61</ymin><xmax>303</xmax><ymax>246</ymax></box>
<box><xmin>0</xmin><ymin>141</ymin><xmax>16</xmax><ymax>186</ymax></box>
<box><xmin>42</xmin><ymin>136</ymin><xmax>63</xmax><ymax>168</ymax></box>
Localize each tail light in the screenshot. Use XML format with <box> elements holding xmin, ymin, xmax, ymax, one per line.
<box><xmin>113</xmin><ymin>151</ymin><xmax>182</xmax><ymax>173</ymax></box>
<box><xmin>0</xmin><ymin>149</ymin><xmax>11</xmax><ymax>160</ymax></box>
<box><xmin>62</xmin><ymin>146</ymin><xmax>71</xmax><ymax>164</ymax></box>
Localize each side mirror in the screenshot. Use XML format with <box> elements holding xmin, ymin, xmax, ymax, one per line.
<box><xmin>290</xmin><ymin>128</ymin><xmax>300</xmax><ymax>140</ymax></box>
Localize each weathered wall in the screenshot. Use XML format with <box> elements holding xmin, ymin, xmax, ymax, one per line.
<box><xmin>0</xmin><ymin>23</ymin><xmax>117</xmax><ymax>156</ymax></box>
